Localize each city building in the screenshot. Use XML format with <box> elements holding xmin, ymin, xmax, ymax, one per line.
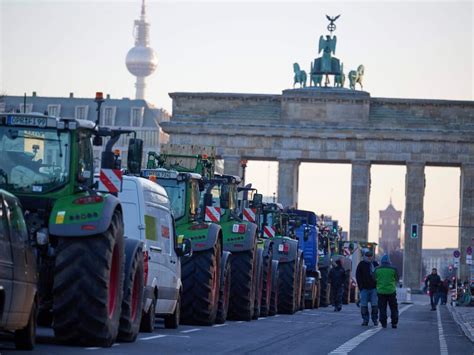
<box><xmin>422</xmin><ymin>248</ymin><xmax>457</xmax><ymax>279</ymax></box>
<box><xmin>378</xmin><ymin>199</ymin><xmax>402</xmax><ymax>255</ymax></box>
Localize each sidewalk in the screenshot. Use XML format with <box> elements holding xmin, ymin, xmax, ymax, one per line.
<box><xmin>448</xmin><ymin>304</ymin><xmax>474</xmax><ymax>343</ymax></box>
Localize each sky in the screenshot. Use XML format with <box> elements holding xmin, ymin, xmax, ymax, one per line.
<box><xmin>1</xmin><ymin>0</ymin><xmax>472</xmax><ymax>249</ymax></box>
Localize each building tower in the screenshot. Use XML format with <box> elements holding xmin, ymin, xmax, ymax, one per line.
<box><xmin>378</xmin><ymin>198</ymin><xmax>402</xmax><ymax>255</ymax></box>
<box><xmin>125</xmin><ymin>0</ymin><xmax>158</xmax><ymax>100</ymax></box>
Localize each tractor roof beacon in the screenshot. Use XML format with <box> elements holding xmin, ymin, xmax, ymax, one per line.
<box><xmin>0</xmin><ymin>92</ymin><xmax>144</xmax><ymax>347</ymax></box>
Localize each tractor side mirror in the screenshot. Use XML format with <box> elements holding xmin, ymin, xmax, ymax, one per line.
<box><xmin>204</xmin><ymin>193</ymin><xmax>213</xmax><ymax>207</ymax></box>
<box><xmin>176</xmin><ymin>237</ymin><xmax>192</xmax><ymax>257</ymax></box>
<box><xmin>252</xmin><ymin>193</ymin><xmax>263</xmax><ymax>207</ymax></box>
<box><xmin>127</xmin><ymin>138</ymin><xmax>143</xmax><ymax>175</ymax></box>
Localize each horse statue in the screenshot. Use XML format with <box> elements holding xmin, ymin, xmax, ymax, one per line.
<box><xmin>348</xmin><ymin>64</ymin><xmax>364</xmax><ymax>90</ymax></box>
<box><xmin>334</xmin><ymin>63</ymin><xmax>345</xmax><ymax>88</ymax></box>
<box><xmin>310</xmin><ymin>62</ymin><xmax>323</xmax><ymax>87</ymax></box>
<box><xmin>293</xmin><ymin>63</ymin><xmax>307</xmax><ymax>88</ymax></box>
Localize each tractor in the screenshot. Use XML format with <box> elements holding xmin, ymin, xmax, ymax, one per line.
<box><xmin>144</xmin><ymin>147</ymin><xmax>229</xmax><ymax>325</ymax></box>
<box><xmin>0</xmin><ymin>93</ymin><xmax>146</xmax><ymax>346</ymax></box>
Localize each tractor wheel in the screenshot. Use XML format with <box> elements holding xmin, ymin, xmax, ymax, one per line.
<box><xmin>269</xmin><ymin>260</ymin><xmax>279</xmax><ymax>316</ymax></box>
<box><xmin>314</xmin><ymin>280</ymin><xmax>321</xmax><ymax>309</ymax></box>
<box><xmin>296</xmin><ymin>258</ymin><xmax>305</xmax><ymax>311</ymax></box>
<box><xmin>164</xmin><ymin>293</ymin><xmax>181</xmax><ymax>329</ymax></box>
<box><xmin>228</xmin><ymin>243</ymin><xmax>257</xmax><ymax>321</ymax></box>
<box><xmin>14</xmin><ymin>299</ymin><xmax>37</xmax><ymax>350</ymax></box>
<box><xmin>277</xmin><ymin>260</ymin><xmax>298</xmax><ymax>314</ymax></box>
<box><xmin>140</xmin><ymin>295</ymin><xmax>155</xmax><ymax>333</ymax></box>
<box><xmin>260</xmin><ymin>247</ymin><xmax>273</xmax><ymax>317</ymax></box>
<box><xmin>181</xmin><ymin>242</ymin><xmax>221</xmax><ymax>325</ymax></box>
<box><xmin>215</xmin><ymin>254</ymin><xmax>231</xmax><ymax>324</ymax></box>
<box><xmin>252</xmin><ymin>249</ymin><xmax>264</xmax><ymax>319</ymax></box>
<box><xmin>53</xmin><ymin>209</ymin><xmax>125</xmax><ymax>347</ymax></box>
<box><xmin>118</xmin><ymin>248</ymin><xmax>145</xmax><ymax>342</ymax></box>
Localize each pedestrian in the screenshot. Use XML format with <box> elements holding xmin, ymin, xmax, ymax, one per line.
<box><xmin>374</xmin><ymin>255</ymin><xmax>399</xmax><ymax>329</ymax></box>
<box><xmin>425</xmin><ymin>268</ymin><xmax>442</xmax><ymax>310</ymax></box>
<box><xmin>329</xmin><ymin>259</ymin><xmax>346</xmax><ymax>312</ymax></box>
<box><xmin>356</xmin><ymin>250</ymin><xmax>379</xmax><ymax>326</ymax></box>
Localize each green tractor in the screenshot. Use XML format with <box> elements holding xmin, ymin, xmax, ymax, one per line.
<box><xmin>145</xmin><ymin>148</ymin><xmax>230</xmax><ymax>325</ymax></box>
<box><xmin>0</xmin><ymin>93</ymin><xmax>145</xmax><ymax>346</ymax></box>
<box><xmin>237</xmin><ymin>187</ymin><xmax>278</xmax><ymax>318</ymax></box>
<box><xmin>258</xmin><ymin>203</ymin><xmax>305</xmax><ymax>314</ymax></box>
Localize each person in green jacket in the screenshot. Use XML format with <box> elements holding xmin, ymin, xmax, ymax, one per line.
<box><xmin>374</xmin><ymin>254</ymin><xmax>399</xmax><ymax>328</ymax></box>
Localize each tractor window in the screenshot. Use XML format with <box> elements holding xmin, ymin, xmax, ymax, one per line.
<box><xmin>157</xmin><ymin>179</ymin><xmax>186</xmax><ymax>220</ymax></box>
<box><xmin>77</xmin><ymin>132</ymin><xmax>93</xmax><ymax>186</ymax></box>
<box><xmin>189</xmin><ymin>181</ymin><xmax>200</xmax><ymax>217</ymax></box>
<box><xmin>0</xmin><ymin>127</ymin><xmax>70</xmax><ymax>193</ymax></box>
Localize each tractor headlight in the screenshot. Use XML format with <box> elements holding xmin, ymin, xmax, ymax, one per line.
<box><xmin>36</xmin><ymin>228</ymin><xmax>49</xmax><ymax>246</ymax></box>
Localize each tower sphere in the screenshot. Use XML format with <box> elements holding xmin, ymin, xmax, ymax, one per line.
<box><xmin>126</xmin><ymin>46</ymin><xmax>158</xmax><ymax>77</ymax></box>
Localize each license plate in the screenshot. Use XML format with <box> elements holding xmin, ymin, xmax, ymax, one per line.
<box><xmin>7</xmin><ymin>115</ymin><xmax>47</xmax><ymax>127</ymax></box>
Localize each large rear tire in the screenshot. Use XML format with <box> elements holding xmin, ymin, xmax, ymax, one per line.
<box><xmin>215</xmin><ymin>253</ymin><xmax>231</xmax><ymax>324</ymax></box>
<box><xmin>118</xmin><ymin>247</ymin><xmax>144</xmax><ymax>342</ymax></box>
<box><xmin>277</xmin><ymin>260</ymin><xmax>298</xmax><ymax>314</ymax></box>
<box><xmin>53</xmin><ymin>209</ymin><xmax>125</xmax><ymax>347</ymax></box>
<box><xmin>252</xmin><ymin>248</ymin><xmax>264</xmax><ymax>319</ymax></box>
<box><xmin>228</xmin><ymin>243</ymin><xmax>257</xmax><ymax>321</ymax></box>
<box><xmin>304</xmin><ymin>279</ymin><xmax>316</xmax><ymax>309</ymax></box>
<box><xmin>269</xmin><ymin>260</ymin><xmax>279</xmax><ymax>316</ymax></box>
<box><xmin>260</xmin><ymin>246</ymin><xmax>273</xmax><ymax>317</ymax></box>
<box><xmin>181</xmin><ymin>242</ymin><xmax>221</xmax><ymax>325</ymax></box>
<box><xmin>314</xmin><ymin>279</ymin><xmax>321</xmax><ymax>309</ymax></box>
<box><xmin>298</xmin><ymin>261</ymin><xmax>305</xmax><ymax>311</ymax></box>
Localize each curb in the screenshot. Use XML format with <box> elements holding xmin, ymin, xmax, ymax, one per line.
<box><xmin>447</xmin><ymin>304</ymin><xmax>474</xmax><ymax>343</ymax></box>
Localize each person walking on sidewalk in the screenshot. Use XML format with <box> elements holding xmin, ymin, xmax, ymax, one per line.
<box><xmin>374</xmin><ymin>255</ymin><xmax>399</xmax><ymax>329</ymax></box>
<box><xmin>356</xmin><ymin>250</ymin><xmax>379</xmax><ymax>326</ymax></box>
<box><xmin>329</xmin><ymin>259</ymin><xmax>346</xmax><ymax>312</ymax></box>
<box><xmin>425</xmin><ymin>268</ymin><xmax>442</xmax><ymax>310</ymax></box>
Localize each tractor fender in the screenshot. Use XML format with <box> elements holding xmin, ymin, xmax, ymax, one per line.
<box><xmin>187</xmin><ymin>223</ymin><xmax>222</xmax><ymax>252</ymax></box>
<box><xmin>220</xmin><ymin>251</ymin><xmax>231</xmax><ymax>284</ymax></box>
<box><xmin>224</xmin><ymin>222</ymin><xmax>257</xmax><ymax>253</ymax></box>
<box><xmin>49</xmin><ymin>193</ymin><xmax>121</xmax><ymax>237</ymax></box>
<box><xmin>271</xmin><ymin>238</ymin><xmax>299</xmax><ymax>263</ymax></box>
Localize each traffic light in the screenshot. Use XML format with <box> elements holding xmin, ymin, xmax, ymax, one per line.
<box><xmin>411</xmin><ymin>224</ymin><xmax>418</xmax><ymax>239</ymax></box>
<box><xmin>332</xmin><ymin>221</ymin><xmax>338</xmax><ymax>234</ymax></box>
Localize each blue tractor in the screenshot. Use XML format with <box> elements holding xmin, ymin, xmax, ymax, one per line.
<box><xmin>288</xmin><ymin>209</ymin><xmax>320</xmax><ymax>309</ymax></box>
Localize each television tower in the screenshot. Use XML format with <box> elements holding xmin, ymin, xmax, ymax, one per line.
<box><xmin>125</xmin><ymin>0</ymin><xmax>158</xmax><ymax>100</ymax></box>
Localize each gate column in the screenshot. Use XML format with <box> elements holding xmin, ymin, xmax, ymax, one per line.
<box><xmin>349</xmin><ymin>160</ymin><xmax>371</xmax><ymax>242</ymax></box>
<box><xmin>459</xmin><ymin>164</ymin><xmax>474</xmax><ymax>282</ymax></box>
<box><xmin>403</xmin><ymin>162</ymin><xmax>425</xmax><ymax>291</ymax></box>
<box><xmin>278</xmin><ymin>160</ymin><xmax>299</xmax><ymax>208</ymax></box>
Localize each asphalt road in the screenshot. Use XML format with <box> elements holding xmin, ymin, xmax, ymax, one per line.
<box><xmin>1</xmin><ymin>296</ymin><xmax>472</xmax><ymax>355</ymax></box>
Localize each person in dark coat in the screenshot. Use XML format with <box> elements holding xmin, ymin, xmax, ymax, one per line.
<box><xmin>425</xmin><ymin>268</ymin><xmax>442</xmax><ymax>310</ymax></box>
<box><xmin>440</xmin><ymin>279</ymin><xmax>449</xmax><ymax>305</ymax></box>
<box><xmin>329</xmin><ymin>259</ymin><xmax>346</xmax><ymax>312</ymax></box>
<box><xmin>356</xmin><ymin>250</ymin><xmax>379</xmax><ymax>326</ymax></box>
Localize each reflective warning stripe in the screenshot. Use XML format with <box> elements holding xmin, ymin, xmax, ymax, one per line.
<box><xmin>243</xmin><ymin>208</ymin><xmax>256</xmax><ymax>222</ymax></box>
<box><xmin>99</xmin><ymin>169</ymin><xmax>122</xmax><ymax>193</ymax></box>
<box><xmin>205</xmin><ymin>207</ymin><xmax>221</xmax><ymax>223</ymax></box>
<box><xmin>263</xmin><ymin>226</ymin><xmax>276</xmax><ymax>238</ymax></box>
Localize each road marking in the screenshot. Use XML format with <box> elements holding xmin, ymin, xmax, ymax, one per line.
<box><xmin>328</xmin><ymin>304</ymin><xmax>412</xmax><ymax>355</ymax></box>
<box><xmin>180</xmin><ymin>328</ymin><xmax>201</xmax><ymax>333</ymax></box>
<box><xmin>212</xmin><ymin>323</ymin><xmax>228</xmax><ymax>327</ymax></box>
<box><xmin>236</xmin><ymin>321</ymin><xmax>244</xmax><ymax>324</ymax></box>
<box><xmin>274</xmin><ymin>314</ymin><xmax>280</xmax><ymax>317</ymax></box>
<box><xmin>84</xmin><ymin>347</ymin><xmax>101</xmax><ymax>350</ymax></box>
<box><xmin>112</xmin><ymin>343</ymin><xmax>120</xmax><ymax>347</ymax></box>
<box><xmin>258</xmin><ymin>317</ymin><xmax>266</xmax><ymax>320</ymax></box>
<box><xmin>140</xmin><ymin>334</ymin><xmax>167</xmax><ymax>340</ymax></box>
<box><xmin>437</xmin><ymin>307</ymin><xmax>449</xmax><ymax>355</ymax></box>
